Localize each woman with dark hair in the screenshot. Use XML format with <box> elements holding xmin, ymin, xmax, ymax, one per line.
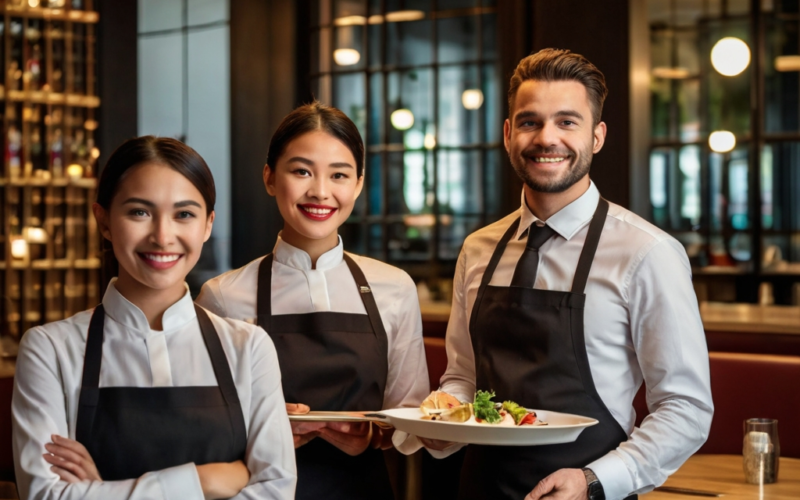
<box><xmin>196</xmin><ymin>102</ymin><xmax>429</xmax><ymax>500</ymax></box>
<box><xmin>12</xmin><ymin>136</ymin><xmax>296</xmax><ymax>499</ymax></box>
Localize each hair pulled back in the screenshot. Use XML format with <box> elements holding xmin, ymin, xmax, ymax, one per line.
<box><xmin>266</xmin><ymin>101</ymin><xmax>365</xmax><ymax>177</ymax></box>
<box><xmin>97</xmin><ymin>135</ymin><xmax>216</xmax><ymax>214</ymax></box>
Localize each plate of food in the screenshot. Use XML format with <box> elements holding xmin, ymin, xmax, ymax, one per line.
<box><xmin>379</xmin><ymin>390</ymin><xmax>598</xmax><ymax>446</ymax></box>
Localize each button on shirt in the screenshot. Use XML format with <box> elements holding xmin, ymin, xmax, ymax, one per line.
<box><xmin>196</xmin><ymin>236</ymin><xmax>430</xmax><ymax>445</ymax></box>
<box><xmin>440</xmin><ymin>182</ymin><xmax>713</xmax><ymax>499</ymax></box>
<box><xmin>12</xmin><ymin>281</ymin><xmax>297</xmax><ymax>500</ymax></box>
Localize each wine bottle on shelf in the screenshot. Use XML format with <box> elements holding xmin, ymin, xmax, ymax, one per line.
<box><xmin>50</xmin><ymin>128</ymin><xmax>64</xmax><ymax>177</ymax></box>
<box><xmin>6</xmin><ymin>125</ymin><xmax>22</xmax><ymax>178</ymax></box>
<box><xmin>26</xmin><ymin>43</ymin><xmax>42</xmax><ymax>91</ymax></box>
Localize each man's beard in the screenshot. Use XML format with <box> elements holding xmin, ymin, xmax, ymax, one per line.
<box><xmin>510</xmin><ymin>145</ymin><xmax>592</xmax><ymax>193</ymax></box>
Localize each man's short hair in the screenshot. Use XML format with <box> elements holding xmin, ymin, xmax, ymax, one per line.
<box><xmin>508</xmin><ymin>48</ymin><xmax>608</xmax><ymax>125</ymax></box>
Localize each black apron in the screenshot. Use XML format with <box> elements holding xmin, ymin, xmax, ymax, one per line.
<box><xmin>257</xmin><ymin>253</ymin><xmax>394</xmax><ymax>500</ymax></box>
<box><xmin>75</xmin><ymin>304</ymin><xmax>247</xmax><ymax>480</ymax></box>
<box><xmin>459</xmin><ymin>199</ymin><xmax>636</xmax><ymax>500</ymax></box>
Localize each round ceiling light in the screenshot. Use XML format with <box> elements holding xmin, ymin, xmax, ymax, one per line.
<box><xmin>461</xmin><ymin>89</ymin><xmax>484</xmax><ymax>110</ymax></box>
<box><xmin>333</xmin><ymin>48</ymin><xmax>361</xmax><ymax>66</ymax></box>
<box><xmin>709</xmin><ymin>130</ymin><xmax>736</xmax><ymax>153</ymax></box>
<box><xmin>391</xmin><ymin>109</ymin><xmax>415</xmax><ymax>130</ymax></box>
<box><xmin>711</xmin><ymin>37</ymin><xmax>750</xmax><ymax>77</ymax></box>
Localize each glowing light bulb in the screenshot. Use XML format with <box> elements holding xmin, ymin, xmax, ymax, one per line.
<box><xmin>711</xmin><ymin>37</ymin><xmax>750</xmax><ymax>77</ymax></box>
<box><xmin>66</xmin><ymin>163</ymin><xmax>83</xmax><ymax>178</ymax></box>
<box><xmin>461</xmin><ymin>89</ymin><xmax>484</xmax><ymax>110</ymax></box>
<box><xmin>333</xmin><ymin>48</ymin><xmax>361</xmax><ymax>66</ymax></box>
<box><xmin>391</xmin><ymin>109</ymin><xmax>414</xmax><ymax>130</ymax></box>
<box><xmin>709</xmin><ymin>130</ymin><xmax>736</xmax><ymax>153</ymax></box>
<box><xmin>11</xmin><ymin>239</ymin><xmax>28</xmax><ymax>259</ymax></box>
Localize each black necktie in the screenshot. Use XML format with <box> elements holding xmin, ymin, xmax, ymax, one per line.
<box><xmin>510</xmin><ymin>223</ymin><xmax>556</xmax><ymax>288</ymax></box>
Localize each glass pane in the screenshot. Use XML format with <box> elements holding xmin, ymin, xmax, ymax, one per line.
<box><xmin>438</xmin><ymin>65</ymin><xmax>481</xmax><ymax>146</ymax></box>
<box><xmin>368</xmin><ymin>23</ymin><xmax>382</xmax><ymax>68</ymax></box>
<box><xmin>368</xmin><ymin>223</ymin><xmax>383</xmax><ymax>259</ymax></box>
<box><xmin>764</xmin><ymin>15</ymin><xmax>800</xmax><ymax>133</ymax></box>
<box><xmin>340</xmin><ymin>222</ymin><xmax>365</xmax><ymax>254</ymax></box>
<box><xmin>483</xmin><ymin>63</ymin><xmax>501</xmax><ymax>143</ymax></box>
<box><xmin>705</xmin><ymin>20</ymin><xmax>751</xmax><ymax>135</ymax></box>
<box><xmin>728</xmin><ymin>147</ymin><xmax>750</xmax><ymax>232</ymax></box>
<box><xmin>649</xmin><ymin>148</ymin><xmax>670</xmax><ymax>227</ymax></box>
<box><xmin>389</xmin><ymin>221</ymin><xmax>431</xmax><ymax>261</ymax></box>
<box><xmin>402</xmin><ymin>150</ymin><xmax>433</xmax><ymax>215</ymax></box>
<box><xmin>440</xmin><ymin>216</ymin><xmax>481</xmax><ymax>261</ymax></box>
<box><xmin>138</xmin><ymin>0</ymin><xmax>182</xmax><ymax>33</ymax></box>
<box><xmin>138</xmin><ymin>33</ymin><xmax>183</xmax><ymax>137</ymax></box>
<box><xmin>366</xmin><ymin>153</ymin><xmax>383</xmax><ymax>215</ymax></box>
<box><xmin>188</xmin><ymin>0</ymin><xmax>228</xmax><ymax>25</ymax></box>
<box><xmin>484</xmin><ymin>149</ymin><xmax>501</xmax><ymax>216</ymax></box>
<box><xmin>481</xmin><ymin>13</ymin><xmax>497</xmax><ymax>61</ymax></box>
<box><xmin>386</xmin><ymin>20</ymin><xmax>432</xmax><ymax>66</ymax></box>
<box><xmin>333</xmin><ymin>72</ymin><xmax>366</xmax><ymax>137</ymax></box>
<box><xmin>387</xmin><ymin>69</ymin><xmax>433</xmax><ymax>145</ymax></box>
<box><xmin>438</xmin><ymin>149</ymin><xmax>481</xmax><ymax>215</ymax></box>
<box><xmin>763</xmin><ymin>142</ymin><xmax>800</xmax><ymax>232</ymax></box>
<box><xmin>368</xmin><ymin>72</ymin><xmax>383</xmax><ymax>145</ymax></box>
<box><xmin>437</xmin><ymin>16</ymin><xmax>478</xmax><ymax>64</ymax></box>
<box><xmin>387</xmin><ymin>151</ymin><xmax>406</xmax><ymax>214</ymax></box>
<box><xmin>333</xmin><ymin>25</ymin><xmax>366</xmax><ymax>71</ymax></box>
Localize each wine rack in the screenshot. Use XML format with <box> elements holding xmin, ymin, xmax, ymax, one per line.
<box><xmin>1</xmin><ymin>0</ymin><xmax>100</xmax><ymax>342</ymax></box>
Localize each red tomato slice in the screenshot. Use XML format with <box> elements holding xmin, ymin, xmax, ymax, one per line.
<box><xmin>519</xmin><ymin>413</ymin><xmax>536</xmax><ymax>426</ymax></box>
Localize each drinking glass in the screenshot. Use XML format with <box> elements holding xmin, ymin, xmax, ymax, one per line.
<box><xmin>743</xmin><ymin>418</ymin><xmax>780</xmax><ymax>484</ymax></box>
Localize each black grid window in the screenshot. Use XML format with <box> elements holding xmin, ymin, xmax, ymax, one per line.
<box><xmin>310</xmin><ymin>0</ymin><xmax>502</xmax><ymax>280</ymax></box>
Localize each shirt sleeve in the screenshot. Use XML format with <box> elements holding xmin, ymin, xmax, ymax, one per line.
<box><xmin>12</xmin><ymin>328</ymin><xmax>205</xmax><ymax>500</ymax></box>
<box><xmin>397</xmin><ymin>249</ymin><xmax>472</xmax><ymax>459</ymax></box>
<box><xmin>195</xmin><ymin>279</ymin><xmax>226</xmax><ymax>317</ymax></box>
<box><xmin>383</xmin><ymin>274</ymin><xmax>432</xmax><ymax>456</ymax></box>
<box><xmin>587</xmin><ymin>239</ymin><xmax>714</xmax><ymax>500</ymax></box>
<box><xmin>230</xmin><ymin>327</ymin><xmax>297</xmax><ymax>500</ymax></box>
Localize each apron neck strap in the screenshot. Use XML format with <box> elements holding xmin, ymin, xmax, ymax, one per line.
<box><xmin>81</xmin><ymin>304</ymin><xmax>106</xmax><ymax>391</ymax></box>
<box><xmin>342</xmin><ymin>253</ymin><xmax>388</xmax><ymax>340</ymax></box>
<box><xmin>570</xmin><ymin>198</ymin><xmax>609</xmax><ymax>294</ymax></box>
<box><xmin>256</xmin><ymin>254</ymin><xmax>275</xmax><ymax>332</ymax></box>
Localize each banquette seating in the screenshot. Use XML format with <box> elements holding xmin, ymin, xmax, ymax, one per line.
<box><xmin>633</xmin><ymin>351</ymin><xmax>800</xmax><ymax>458</ymax></box>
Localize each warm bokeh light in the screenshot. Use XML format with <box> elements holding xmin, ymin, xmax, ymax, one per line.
<box><xmin>333</xmin><ymin>48</ymin><xmax>361</xmax><ymax>66</ymax></box>
<box><xmin>11</xmin><ymin>239</ymin><xmax>28</xmax><ymax>259</ymax></box>
<box><xmin>391</xmin><ymin>109</ymin><xmax>414</xmax><ymax>130</ymax></box>
<box><xmin>385</xmin><ymin>10</ymin><xmax>425</xmax><ymax>22</ymax></box>
<box><xmin>66</xmin><ymin>163</ymin><xmax>84</xmax><ymax>178</ymax></box>
<box><xmin>25</xmin><ymin>227</ymin><xmax>48</xmax><ymax>244</ymax></box>
<box><xmin>424</xmin><ymin>133</ymin><xmax>436</xmax><ymax>149</ymax></box>
<box><xmin>461</xmin><ymin>89</ymin><xmax>484</xmax><ymax>110</ymax></box>
<box><xmin>709</xmin><ymin>130</ymin><xmax>736</xmax><ymax>153</ymax></box>
<box><xmin>334</xmin><ymin>15</ymin><xmax>367</xmax><ymax>26</ymax></box>
<box><xmin>774</xmin><ymin>55</ymin><xmax>800</xmax><ymax>72</ymax></box>
<box><xmin>711</xmin><ymin>37</ymin><xmax>750</xmax><ymax>77</ymax></box>
<box><xmin>652</xmin><ymin>67</ymin><xmax>691</xmax><ymax>79</ymax></box>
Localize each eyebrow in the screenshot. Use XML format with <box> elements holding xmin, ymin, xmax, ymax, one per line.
<box><xmin>285</xmin><ymin>156</ymin><xmax>354</xmax><ymax>169</ymax></box>
<box><xmin>514</xmin><ymin>109</ymin><xmax>585</xmax><ymax>122</ymax></box>
<box><xmin>121</xmin><ymin>197</ymin><xmax>203</xmax><ymax>209</ymax></box>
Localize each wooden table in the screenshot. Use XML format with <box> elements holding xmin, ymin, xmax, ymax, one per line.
<box><xmin>642</xmin><ymin>455</ymin><xmax>800</xmax><ymax>499</ymax></box>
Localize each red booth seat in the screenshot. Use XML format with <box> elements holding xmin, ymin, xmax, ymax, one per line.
<box><xmin>633</xmin><ymin>352</ymin><xmax>800</xmax><ymax>458</ymax></box>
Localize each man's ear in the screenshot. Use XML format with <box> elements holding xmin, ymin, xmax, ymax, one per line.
<box><xmin>503</xmin><ymin>118</ymin><xmax>511</xmax><ymax>153</ymax></box>
<box><xmin>263</xmin><ymin>164</ymin><xmax>276</xmax><ymax>196</ymax></box>
<box><xmin>92</xmin><ymin>203</ymin><xmax>112</xmax><ymax>241</ymax></box>
<box><xmin>592</xmin><ymin>121</ymin><xmax>607</xmax><ymax>154</ymax></box>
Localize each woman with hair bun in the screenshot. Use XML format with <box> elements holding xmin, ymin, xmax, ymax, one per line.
<box><xmin>12</xmin><ymin>136</ymin><xmax>296</xmax><ymax>499</ymax></box>
<box><xmin>196</xmin><ymin>102</ymin><xmax>429</xmax><ymax>500</ymax></box>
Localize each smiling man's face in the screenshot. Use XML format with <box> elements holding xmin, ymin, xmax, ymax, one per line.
<box><xmin>504</xmin><ymin>79</ymin><xmax>606</xmax><ymax>194</ymax></box>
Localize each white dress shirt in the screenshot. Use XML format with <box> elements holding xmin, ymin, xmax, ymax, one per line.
<box><xmin>196</xmin><ymin>235</ymin><xmax>430</xmax><ymax>450</ymax></box>
<box><xmin>12</xmin><ymin>281</ymin><xmax>297</xmax><ymax>500</ymax></box>
<box><xmin>440</xmin><ymin>182</ymin><xmax>713</xmax><ymax>500</ymax></box>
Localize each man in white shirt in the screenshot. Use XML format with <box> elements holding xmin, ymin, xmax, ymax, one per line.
<box><xmin>432</xmin><ymin>49</ymin><xmax>713</xmax><ymax>500</ymax></box>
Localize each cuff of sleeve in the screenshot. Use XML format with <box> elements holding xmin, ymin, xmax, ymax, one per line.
<box><xmin>156</xmin><ymin>462</ymin><xmax>205</xmax><ymax>500</ymax></box>
<box><xmin>586</xmin><ymin>452</ymin><xmax>634</xmax><ymax>500</ymax></box>
<box><xmin>392</xmin><ymin>432</ymin><xmax>466</xmax><ymax>459</ymax></box>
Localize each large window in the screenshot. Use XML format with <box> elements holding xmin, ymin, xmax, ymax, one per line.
<box><xmin>646</xmin><ymin>0</ymin><xmax>800</xmax><ymax>302</ymax></box>
<box><xmin>309</xmin><ymin>0</ymin><xmax>502</xmax><ymax>279</ymax></box>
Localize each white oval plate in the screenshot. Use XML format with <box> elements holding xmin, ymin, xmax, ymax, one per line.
<box><xmin>379</xmin><ymin>408</ymin><xmax>598</xmax><ymax>446</ymax></box>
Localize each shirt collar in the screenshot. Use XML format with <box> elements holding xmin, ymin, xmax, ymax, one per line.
<box><xmin>101</xmin><ymin>278</ymin><xmax>196</xmax><ymax>335</ymax></box>
<box><xmin>273</xmin><ymin>233</ymin><xmax>344</xmax><ymax>271</ymax></box>
<box><xmin>516</xmin><ymin>181</ymin><xmax>601</xmax><ymax>241</ymax></box>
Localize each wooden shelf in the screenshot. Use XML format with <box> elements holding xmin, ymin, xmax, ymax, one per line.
<box><xmin>0</xmin><ymin>89</ymin><xmax>100</xmax><ymax>107</ymax></box>
<box><xmin>4</xmin><ymin>6</ymin><xmax>99</xmax><ymax>23</ymax></box>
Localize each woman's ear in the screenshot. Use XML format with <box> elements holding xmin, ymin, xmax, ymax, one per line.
<box><xmin>92</xmin><ymin>203</ymin><xmax>112</xmax><ymax>242</ymax></box>
<box><xmin>203</xmin><ymin>211</ymin><xmax>215</xmax><ymax>243</ymax></box>
<box><xmin>263</xmin><ymin>164</ymin><xmax>276</xmax><ymax>196</ymax></box>
<box><xmin>354</xmin><ymin>174</ymin><xmax>365</xmax><ymax>200</ymax></box>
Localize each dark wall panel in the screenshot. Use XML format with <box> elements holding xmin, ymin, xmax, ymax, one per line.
<box><xmin>531</xmin><ymin>0</ymin><xmax>631</xmax><ymax>208</ymax></box>
<box><xmin>98</xmin><ymin>0</ymin><xmax>138</xmax><ymax>170</ymax></box>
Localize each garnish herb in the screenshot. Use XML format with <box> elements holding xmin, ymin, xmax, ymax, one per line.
<box><xmin>473</xmin><ymin>390</ymin><xmax>502</xmax><ymax>424</ymax></box>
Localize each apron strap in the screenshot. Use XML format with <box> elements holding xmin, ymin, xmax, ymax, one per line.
<box><xmin>343</xmin><ymin>253</ymin><xmax>389</xmax><ymax>342</ymax></box>
<box><xmin>195</xmin><ymin>305</ymin><xmax>248</xmax><ymax>450</ymax></box>
<box><xmin>76</xmin><ymin>305</ymin><xmax>106</xmax><ymax>444</ymax></box>
<box><xmin>570</xmin><ymin>198</ymin><xmax>609</xmax><ymax>294</ymax></box>
<box><xmin>468</xmin><ymin>218</ymin><xmax>520</xmax><ymax>329</ymax></box>
<box><xmin>256</xmin><ymin>254</ymin><xmax>275</xmax><ymax>332</ymax></box>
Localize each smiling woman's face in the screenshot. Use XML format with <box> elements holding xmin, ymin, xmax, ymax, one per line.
<box><xmin>264</xmin><ymin>130</ymin><xmax>363</xmax><ymax>253</ymax></box>
<box><xmin>95</xmin><ymin>162</ymin><xmax>214</xmax><ymax>298</ymax></box>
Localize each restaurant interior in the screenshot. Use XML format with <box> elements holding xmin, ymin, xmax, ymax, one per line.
<box><xmin>0</xmin><ymin>0</ymin><xmax>799</xmax><ymax>498</ymax></box>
